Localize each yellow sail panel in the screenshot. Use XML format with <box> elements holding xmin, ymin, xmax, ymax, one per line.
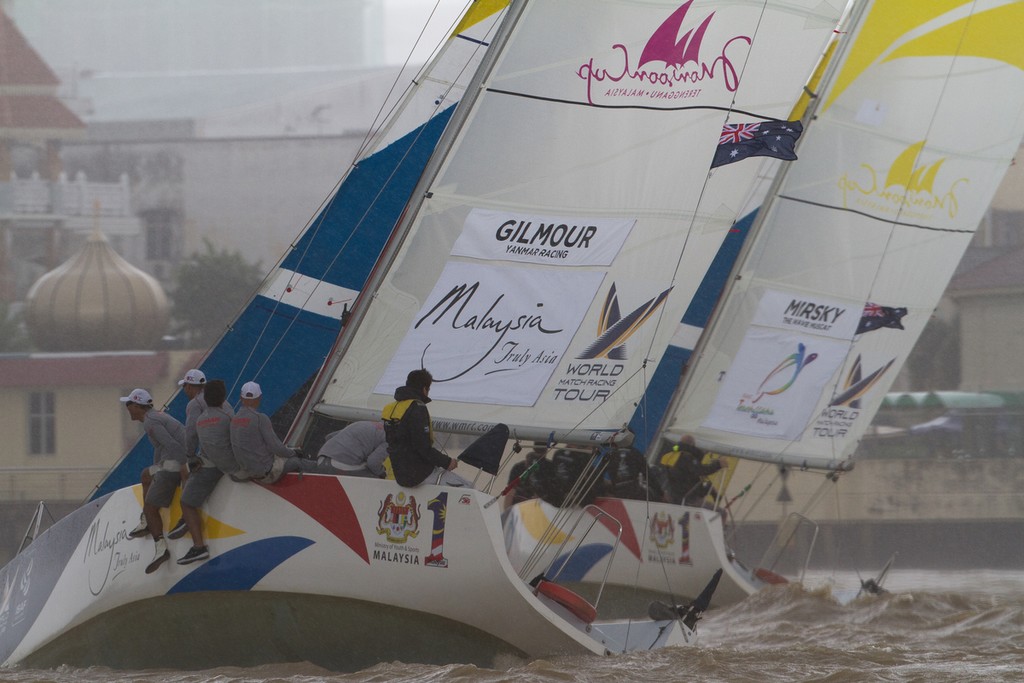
<box><xmin>884</xmin><ymin>3</ymin><xmax>1024</xmax><ymax>72</ymax></box>
<box><xmin>823</xmin><ymin>0</ymin><xmax>972</xmax><ymax>113</ymax></box>
<box><xmin>453</xmin><ymin>0</ymin><xmax>509</xmax><ymax>36</ymax></box>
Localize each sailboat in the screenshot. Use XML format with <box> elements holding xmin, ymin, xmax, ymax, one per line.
<box><xmin>5</xmin><ymin>0</ymin><xmax>1019</xmax><ymax>672</ymax></box>
<box><xmin>504</xmin><ymin>0</ymin><xmax>1024</xmax><ymax>604</ymax></box>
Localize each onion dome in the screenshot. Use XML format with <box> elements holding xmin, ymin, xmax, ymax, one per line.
<box><xmin>25</xmin><ymin>229</ymin><xmax>169</xmax><ymax>351</ymax></box>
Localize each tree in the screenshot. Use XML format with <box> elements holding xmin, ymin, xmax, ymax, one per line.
<box><xmin>171</xmin><ymin>239</ymin><xmax>263</xmax><ymax>348</ymax></box>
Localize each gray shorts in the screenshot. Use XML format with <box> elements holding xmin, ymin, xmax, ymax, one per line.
<box><xmin>180</xmin><ymin>466</ymin><xmax>225</xmax><ymax>508</ymax></box>
<box><xmin>145</xmin><ymin>469</ymin><xmax>182</xmax><ymax>508</ymax></box>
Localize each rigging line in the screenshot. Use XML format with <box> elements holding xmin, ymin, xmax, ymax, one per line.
<box><xmin>357</xmin><ymin>0</ymin><xmax>453</xmax><ymax>155</ymax></box>
<box><xmin>269</xmin><ymin>8</ymin><xmax>470</xmax><ymax>285</ymax></box>
<box><xmin>225</xmin><ymin>15</ymin><xmax>503</xmax><ymax>391</ymax></box>
<box><xmin>528</xmin><ymin>450</ymin><xmax>610</xmax><ymax>578</ymax></box>
<box><xmin>281</xmin><ymin>10</ymin><xmax>497</xmax><ymax>287</ymax></box>
<box><xmin>268</xmin><ymin>3</ymin><xmax>502</xmax><ymax>302</ymax></box>
<box><xmin>777</xmin><ymin>195</ymin><xmax>976</xmax><ymax>234</ymax></box>
<box><xmin>727</xmin><ymin>462</ymin><xmax>778</xmax><ymax>532</ymax></box>
<box><xmin>352</xmin><ymin>0</ymin><xmax>477</xmax><ymax>161</ymax></box>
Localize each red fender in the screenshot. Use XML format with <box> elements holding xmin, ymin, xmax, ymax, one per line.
<box><xmin>535</xmin><ymin>579</ymin><xmax>598</xmax><ymax>624</ymax></box>
<box><xmin>755</xmin><ymin>567</ymin><xmax>788</xmax><ymax>585</ymax></box>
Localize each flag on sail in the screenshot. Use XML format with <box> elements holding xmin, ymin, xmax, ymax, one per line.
<box><xmin>711</xmin><ymin>120</ymin><xmax>803</xmax><ymax>168</ymax></box>
<box><xmin>856</xmin><ymin>302</ymin><xmax>907</xmax><ymax>334</ymax></box>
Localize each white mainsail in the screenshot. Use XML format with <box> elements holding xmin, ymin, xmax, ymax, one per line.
<box><xmin>313</xmin><ymin>0</ymin><xmax>848</xmax><ymax>444</ymax></box>
<box><xmin>665</xmin><ymin>0</ymin><xmax>1024</xmax><ymax>469</ymax></box>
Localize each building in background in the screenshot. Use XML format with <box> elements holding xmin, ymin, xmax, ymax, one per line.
<box><xmin>0</xmin><ymin>8</ymin><xmax>141</xmax><ymax>301</ymax></box>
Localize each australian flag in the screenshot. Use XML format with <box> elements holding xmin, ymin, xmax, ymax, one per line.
<box><xmin>856</xmin><ymin>303</ymin><xmax>908</xmax><ymax>335</ymax></box>
<box><xmin>711</xmin><ymin>119</ymin><xmax>803</xmax><ymax>168</ymax></box>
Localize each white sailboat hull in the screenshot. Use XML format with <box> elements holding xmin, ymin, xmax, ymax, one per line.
<box><xmin>0</xmin><ymin>475</ymin><xmax>690</xmax><ymax>670</ymax></box>
<box><xmin>503</xmin><ymin>497</ymin><xmax>769</xmax><ymax>610</ymax></box>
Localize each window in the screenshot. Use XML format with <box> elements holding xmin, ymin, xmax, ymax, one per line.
<box><xmin>988</xmin><ymin>209</ymin><xmax>1024</xmax><ymax>248</ymax></box>
<box><xmin>28</xmin><ymin>391</ymin><xmax>56</xmax><ymax>456</ymax></box>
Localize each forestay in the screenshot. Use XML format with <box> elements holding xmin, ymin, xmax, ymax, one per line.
<box><xmin>316</xmin><ymin>0</ymin><xmax>846</xmax><ymax>444</ymax></box>
<box><xmin>666</xmin><ymin>0</ymin><xmax>1024</xmax><ymax>469</ymax></box>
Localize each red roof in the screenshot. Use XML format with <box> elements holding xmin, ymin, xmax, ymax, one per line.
<box><xmin>948</xmin><ymin>246</ymin><xmax>1024</xmax><ymax>294</ymax></box>
<box><xmin>0</xmin><ymin>352</ymin><xmax>170</xmax><ymax>388</ymax></box>
<box><xmin>0</xmin><ymin>9</ymin><xmax>59</xmax><ymax>87</ymax></box>
<box><xmin>0</xmin><ymin>94</ymin><xmax>84</xmax><ymax>131</ymax></box>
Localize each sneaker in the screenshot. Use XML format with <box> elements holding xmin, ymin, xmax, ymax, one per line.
<box><xmin>177</xmin><ymin>545</ymin><xmax>210</xmax><ymax>565</ymax></box>
<box><xmin>167</xmin><ymin>518</ymin><xmax>188</xmax><ymax>540</ymax></box>
<box><xmin>128</xmin><ymin>516</ymin><xmax>150</xmax><ymax>539</ymax></box>
<box><xmin>146</xmin><ymin>538</ymin><xmax>170</xmax><ymax>574</ymax></box>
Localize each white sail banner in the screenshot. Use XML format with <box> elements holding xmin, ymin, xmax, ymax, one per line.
<box><xmin>374</xmin><ymin>261</ymin><xmax>604</xmax><ymax>406</ymax></box>
<box><xmin>752</xmin><ymin>289</ymin><xmax>859</xmax><ymax>340</ymax></box>
<box><xmin>703</xmin><ymin>329</ymin><xmax>848</xmax><ymax>440</ymax></box>
<box><xmin>451</xmin><ymin>208</ymin><xmax>634</xmax><ymax>266</ymax></box>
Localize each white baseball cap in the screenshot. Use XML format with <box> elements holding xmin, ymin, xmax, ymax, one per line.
<box><xmin>119</xmin><ymin>388</ymin><xmax>154</xmax><ymax>406</ymax></box>
<box><xmin>240</xmin><ymin>381</ymin><xmax>262</xmax><ymax>399</ymax></box>
<box><xmin>178</xmin><ymin>369</ymin><xmax>206</xmax><ymax>386</ymax></box>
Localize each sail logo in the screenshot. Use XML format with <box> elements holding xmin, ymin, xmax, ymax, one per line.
<box><xmin>813</xmin><ymin>355</ymin><xmax>895</xmax><ymax>439</ymax></box>
<box><xmin>577</xmin><ymin>0</ymin><xmax>751</xmax><ymax>105</ymax></box>
<box><xmin>555</xmin><ymin>283</ymin><xmax>670</xmax><ymax>403</ymax></box>
<box><xmin>838</xmin><ymin>141</ymin><xmax>968</xmax><ymax>220</ymax></box>
<box><xmin>827</xmin><ymin>354</ymin><xmax>895</xmax><ymax>410</ymax></box>
<box><xmin>577</xmin><ymin>283</ymin><xmax>671</xmax><ymax>360</ymax></box>
<box><xmin>739</xmin><ymin>342</ymin><xmax>818</xmax><ymax>407</ymax></box>
<box><xmin>376</xmin><ymin>492</ymin><xmax>421</xmax><ymax>544</ymax></box>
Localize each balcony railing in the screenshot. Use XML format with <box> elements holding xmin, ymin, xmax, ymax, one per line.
<box><xmin>0</xmin><ymin>171</ymin><xmax>133</xmax><ymax>218</ymax></box>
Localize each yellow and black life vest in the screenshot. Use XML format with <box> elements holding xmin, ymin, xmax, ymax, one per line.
<box><xmin>380</xmin><ymin>398</ymin><xmax>433</xmax><ymax>480</ymax></box>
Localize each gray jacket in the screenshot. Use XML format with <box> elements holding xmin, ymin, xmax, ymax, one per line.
<box><xmin>318</xmin><ymin>421</ymin><xmax>388</xmax><ymax>476</ymax></box>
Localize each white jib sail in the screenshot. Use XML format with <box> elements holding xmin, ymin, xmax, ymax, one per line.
<box><xmin>316</xmin><ymin>0</ymin><xmax>847</xmax><ymax>443</ymax></box>
<box><xmin>666</xmin><ymin>0</ymin><xmax>1024</xmax><ymax>469</ymax></box>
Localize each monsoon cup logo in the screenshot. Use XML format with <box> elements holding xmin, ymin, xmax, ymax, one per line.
<box><xmin>838</xmin><ymin>141</ymin><xmax>968</xmax><ymax>220</ymax></box>
<box><xmin>577</xmin><ymin>0</ymin><xmax>752</xmax><ymax>105</ymax></box>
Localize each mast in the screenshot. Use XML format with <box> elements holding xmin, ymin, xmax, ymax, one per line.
<box><xmin>289</xmin><ymin>0</ymin><xmax>527</xmax><ymax>443</ymax></box>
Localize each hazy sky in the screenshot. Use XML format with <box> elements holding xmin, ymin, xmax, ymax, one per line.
<box><xmin>384</xmin><ymin>0</ymin><xmax>468</xmax><ymax>64</ymax></box>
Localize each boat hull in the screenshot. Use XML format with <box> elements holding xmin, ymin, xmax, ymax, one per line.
<box><xmin>503</xmin><ymin>497</ymin><xmax>768</xmax><ymax>610</ymax></box>
<box><xmin>0</xmin><ymin>475</ymin><xmax>687</xmax><ymax>670</ymax></box>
